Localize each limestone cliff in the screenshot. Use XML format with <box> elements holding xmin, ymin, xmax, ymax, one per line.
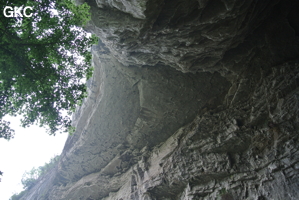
<box><xmin>21</xmin><ymin>0</ymin><xmax>299</xmax><ymax>199</ymax></box>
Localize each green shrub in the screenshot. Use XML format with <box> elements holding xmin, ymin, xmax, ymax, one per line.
<box><xmin>21</xmin><ymin>155</ymin><xmax>60</xmax><ymax>189</ymax></box>
<box><xmin>9</xmin><ymin>190</ymin><xmax>27</xmax><ymax>200</ymax></box>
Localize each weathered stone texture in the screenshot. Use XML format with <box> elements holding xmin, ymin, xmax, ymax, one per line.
<box><xmin>100</xmin><ymin>63</ymin><xmax>299</xmax><ymax>200</ymax></box>
<box><xmin>86</xmin><ymin>0</ymin><xmax>299</xmax><ymax>74</ymax></box>
<box><xmin>21</xmin><ymin>0</ymin><xmax>299</xmax><ymax>199</ymax></box>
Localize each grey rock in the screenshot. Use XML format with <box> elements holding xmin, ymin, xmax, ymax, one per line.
<box><xmin>20</xmin><ymin>0</ymin><xmax>299</xmax><ymax>199</ymax></box>
<box><xmin>86</xmin><ymin>0</ymin><xmax>299</xmax><ymax>75</ymax></box>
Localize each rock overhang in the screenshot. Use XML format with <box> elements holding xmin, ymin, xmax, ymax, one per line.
<box><xmin>19</xmin><ymin>0</ymin><xmax>299</xmax><ymax>199</ymax></box>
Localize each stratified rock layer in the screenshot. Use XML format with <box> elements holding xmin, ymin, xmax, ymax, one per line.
<box><xmin>21</xmin><ymin>0</ymin><xmax>299</xmax><ymax>199</ymax></box>
<box><xmin>86</xmin><ymin>0</ymin><xmax>299</xmax><ymax>74</ymax></box>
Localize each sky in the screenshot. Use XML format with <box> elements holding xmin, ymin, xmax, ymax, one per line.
<box><xmin>0</xmin><ymin>116</ymin><xmax>68</xmax><ymax>200</ymax></box>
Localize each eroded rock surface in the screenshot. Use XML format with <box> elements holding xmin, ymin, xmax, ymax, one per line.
<box><xmin>21</xmin><ymin>0</ymin><xmax>299</xmax><ymax>199</ymax></box>
<box><xmin>86</xmin><ymin>0</ymin><xmax>299</xmax><ymax>74</ymax></box>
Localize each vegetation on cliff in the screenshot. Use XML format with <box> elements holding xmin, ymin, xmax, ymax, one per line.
<box><xmin>0</xmin><ymin>0</ymin><xmax>97</xmax><ymax>140</ymax></box>
<box><xmin>9</xmin><ymin>155</ymin><xmax>60</xmax><ymax>200</ymax></box>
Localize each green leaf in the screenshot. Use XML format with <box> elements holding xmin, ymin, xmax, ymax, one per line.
<box><xmin>0</xmin><ymin>0</ymin><xmax>97</xmax><ymax>138</ymax></box>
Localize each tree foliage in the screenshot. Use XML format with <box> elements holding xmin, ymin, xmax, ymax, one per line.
<box><xmin>21</xmin><ymin>155</ymin><xmax>60</xmax><ymax>189</ymax></box>
<box><xmin>0</xmin><ymin>0</ymin><xmax>97</xmax><ymax>139</ymax></box>
<box><xmin>9</xmin><ymin>155</ymin><xmax>60</xmax><ymax>199</ymax></box>
<box><xmin>9</xmin><ymin>190</ymin><xmax>26</xmax><ymax>200</ymax></box>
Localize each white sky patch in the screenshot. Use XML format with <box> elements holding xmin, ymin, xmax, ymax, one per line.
<box><xmin>0</xmin><ymin>116</ymin><xmax>68</xmax><ymax>200</ymax></box>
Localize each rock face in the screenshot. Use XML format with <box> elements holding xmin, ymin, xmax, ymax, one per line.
<box><xmin>21</xmin><ymin>0</ymin><xmax>299</xmax><ymax>199</ymax></box>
